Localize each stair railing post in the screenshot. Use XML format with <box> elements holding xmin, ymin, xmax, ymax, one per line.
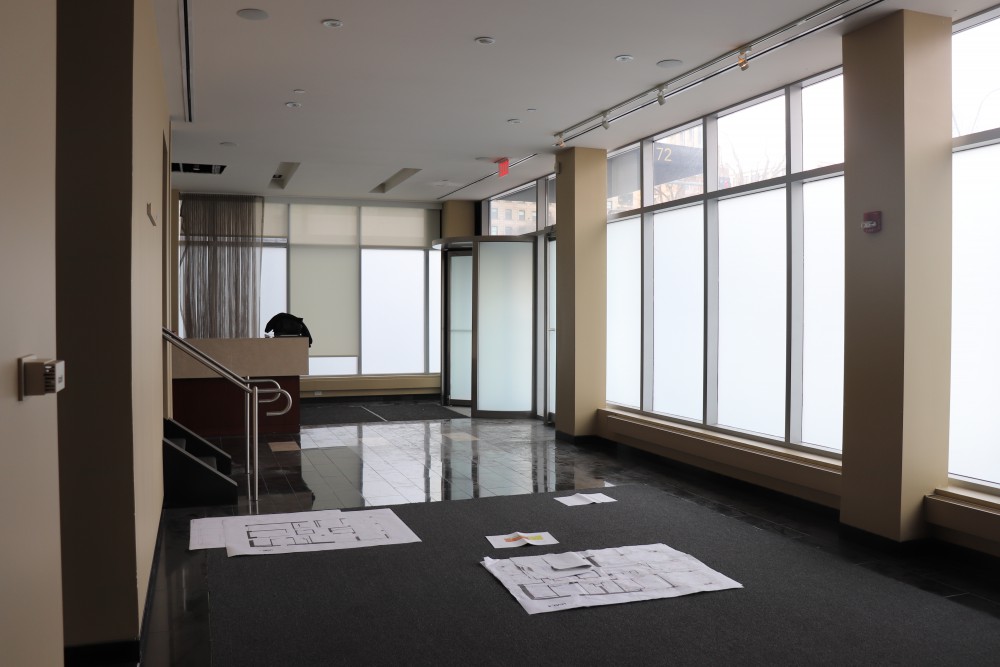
<box><xmin>251</xmin><ymin>384</ymin><xmax>260</xmax><ymax>502</ymax></box>
<box><xmin>244</xmin><ymin>384</ymin><xmax>250</xmax><ymax>480</ymax></box>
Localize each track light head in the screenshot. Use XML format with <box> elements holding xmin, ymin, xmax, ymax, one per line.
<box><xmin>737</xmin><ymin>48</ymin><xmax>750</xmax><ymax>72</ymax></box>
<box><xmin>556</xmin><ymin>133</ymin><xmax>565</xmax><ymax>147</ymax></box>
<box><xmin>601</xmin><ymin>114</ymin><xmax>610</xmax><ymax>130</ymax></box>
<box><xmin>657</xmin><ymin>87</ymin><xmax>665</xmax><ymax>106</ymax></box>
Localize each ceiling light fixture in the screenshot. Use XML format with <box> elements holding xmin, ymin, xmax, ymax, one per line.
<box><xmin>737</xmin><ymin>48</ymin><xmax>750</xmax><ymax>71</ymax></box>
<box><xmin>656</xmin><ymin>59</ymin><xmax>683</xmax><ymax>69</ymax></box>
<box><xmin>474</xmin><ymin>36</ymin><xmax>496</xmax><ymax>45</ymax></box>
<box><xmin>293</xmin><ymin>89</ymin><xmax>306</xmax><ymax>94</ymax></box>
<box><xmin>601</xmin><ymin>114</ymin><xmax>610</xmax><ymax>130</ymax></box>
<box><xmin>507</xmin><ymin>118</ymin><xmax>521</xmax><ymax>124</ymax></box>
<box><xmin>236</xmin><ymin>8</ymin><xmax>269</xmax><ymax>20</ymax></box>
<box><xmin>656</xmin><ymin>87</ymin><xmax>665</xmax><ymax>106</ymax></box>
<box><xmin>614</xmin><ymin>54</ymin><xmax>634</xmax><ymax>63</ymax></box>
<box><xmin>321</xmin><ymin>19</ymin><xmax>343</xmax><ymax>28</ymax></box>
<box><xmin>285</xmin><ymin>101</ymin><xmax>302</xmax><ymax>108</ymax></box>
<box><xmin>556</xmin><ymin>133</ymin><xmax>565</xmax><ymax>147</ymax></box>
<box><xmin>552</xmin><ymin>0</ymin><xmax>882</xmax><ymax>146</ymax></box>
<box><xmin>219</xmin><ymin>141</ymin><xmax>238</xmax><ymax>148</ymax></box>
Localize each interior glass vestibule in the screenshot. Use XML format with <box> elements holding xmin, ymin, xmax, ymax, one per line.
<box><xmin>438</xmin><ymin>235</ymin><xmax>555</xmax><ymax>420</ymax></box>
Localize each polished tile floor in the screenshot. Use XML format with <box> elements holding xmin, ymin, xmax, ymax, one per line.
<box><xmin>140</xmin><ymin>408</ymin><xmax>1000</xmax><ymax>666</ymax></box>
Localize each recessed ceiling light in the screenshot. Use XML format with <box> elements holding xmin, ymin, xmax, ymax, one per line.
<box><xmin>285</xmin><ymin>101</ymin><xmax>302</xmax><ymax>108</ymax></box>
<box><xmin>219</xmin><ymin>141</ymin><xmax>238</xmax><ymax>148</ymax></box>
<box><xmin>321</xmin><ymin>18</ymin><xmax>343</xmax><ymax>28</ymax></box>
<box><xmin>474</xmin><ymin>36</ymin><xmax>496</xmax><ymax>45</ymax></box>
<box><xmin>236</xmin><ymin>8</ymin><xmax>269</xmax><ymax>20</ymax></box>
<box><xmin>526</xmin><ymin>108</ymin><xmax>537</xmax><ymax>112</ymax></box>
<box><xmin>507</xmin><ymin>118</ymin><xmax>521</xmax><ymax>125</ymax></box>
<box><xmin>293</xmin><ymin>89</ymin><xmax>306</xmax><ymax>94</ymax></box>
<box><xmin>614</xmin><ymin>54</ymin><xmax>634</xmax><ymax>63</ymax></box>
<box><xmin>656</xmin><ymin>58</ymin><xmax>683</xmax><ymax>68</ymax></box>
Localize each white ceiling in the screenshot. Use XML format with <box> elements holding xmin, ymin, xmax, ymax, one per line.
<box><xmin>156</xmin><ymin>0</ymin><xmax>997</xmax><ymax>204</ymax></box>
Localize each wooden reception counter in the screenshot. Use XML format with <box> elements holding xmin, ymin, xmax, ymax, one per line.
<box><xmin>172</xmin><ymin>337</ymin><xmax>308</xmax><ymax>436</ymax></box>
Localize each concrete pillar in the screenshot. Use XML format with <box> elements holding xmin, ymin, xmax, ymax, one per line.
<box><xmin>840</xmin><ymin>10</ymin><xmax>952</xmax><ymax>541</ymax></box>
<box><xmin>554</xmin><ymin>148</ymin><xmax>607</xmax><ymax>438</ymax></box>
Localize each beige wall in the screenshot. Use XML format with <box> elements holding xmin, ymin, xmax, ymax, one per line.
<box><xmin>840</xmin><ymin>10</ymin><xmax>952</xmax><ymax>541</ymax></box>
<box><xmin>131</xmin><ymin>0</ymin><xmax>168</xmax><ymax>623</ymax></box>
<box><xmin>56</xmin><ymin>0</ymin><xmax>168</xmax><ymax>646</ymax></box>
<box><xmin>0</xmin><ymin>1</ymin><xmax>65</xmax><ymax>664</ymax></box>
<box><xmin>554</xmin><ymin>148</ymin><xmax>607</xmax><ymax>437</ymax></box>
<box><xmin>442</xmin><ymin>200</ymin><xmax>475</xmax><ymax>238</ymax></box>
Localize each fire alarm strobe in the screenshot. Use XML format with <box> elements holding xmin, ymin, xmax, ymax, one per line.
<box><xmin>862</xmin><ymin>211</ymin><xmax>882</xmax><ymax>233</ymax></box>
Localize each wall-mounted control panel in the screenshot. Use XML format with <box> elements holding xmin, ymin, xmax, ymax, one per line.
<box><xmin>18</xmin><ymin>355</ymin><xmax>66</xmax><ymax>401</ymax></box>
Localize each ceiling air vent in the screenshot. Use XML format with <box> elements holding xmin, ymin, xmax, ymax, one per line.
<box><xmin>269</xmin><ymin>162</ymin><xmax>300</xmax><ymax>190</ymax></box>
<box><xmin>171</xmin><ymin>163</ymin><xmax>226</xmax><ymax>174</ymax></box>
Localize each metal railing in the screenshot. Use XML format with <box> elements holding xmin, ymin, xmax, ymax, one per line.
<box><xmin>162</xmin><ymin>328</ymin><xmax>293</xmax><ymax>501</ymax></box>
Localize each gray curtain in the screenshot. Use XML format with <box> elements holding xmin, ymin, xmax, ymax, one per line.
<box><xmin>180</xmin><ymin>194</ymin><xmax>264</xmax><ymax>338</ymax></box>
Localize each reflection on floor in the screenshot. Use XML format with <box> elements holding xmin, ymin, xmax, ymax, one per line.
<box><xmin>141</xmin><ymin>413</ymin><xmax>1000</xmax><ymax>666</ymax></box>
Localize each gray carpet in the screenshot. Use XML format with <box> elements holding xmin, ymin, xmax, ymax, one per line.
<box><xmin>206</xmin><ymin>485</ymin><xmax>1000</xmax><ymax>666</ymax></box>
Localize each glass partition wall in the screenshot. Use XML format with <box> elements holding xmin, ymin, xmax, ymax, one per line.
<box><xmin>441</xmin><ymin>235</ymin><xmax>554</xmax><ymax>419</ymax></box>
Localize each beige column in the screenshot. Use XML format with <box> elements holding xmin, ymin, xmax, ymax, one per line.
<box><xmin>840</xmin><ymin>10</ymin><xmax>952</xmax><ymax>541</ymax></box>
<box><xmin>442</xmin><ymin>200</ymin><xmax>475</xmax><ymax>237</ymax></box>
<box><xmin>554</xmin><ymin>147</ymin><xmax>607</xmax><ymax>438</ymax></box>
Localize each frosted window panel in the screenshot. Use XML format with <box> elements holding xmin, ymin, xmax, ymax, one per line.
<box><xmin>652</xmin><ymin>125</ymin><xmax>704</xmax><ymax>204</ymax></box>
<box><xmin>607</xmin><ymin>218</ymin><xmax>642</xmax><ymax>408</ymax></box>
<box><xmin>308</xmin><ymin>357</ymin><xmax>357</xmax><ymax>375</ymax></box>
<box><xmin>262</xmin><ymin>202</ymin><xmax>289</xmax><ymax>238</ymax></box>
<box><xmin>449</xmin><ymin>255</ymin><xmax>473</xmax><ymax>401</ymax></box>
<box><xmin>608</xmin><ymin>146</ymin><xmax>641</xmax><ymax>214</ymax></box>
<box><xmin>361</xmin><ymin>207</ymin><xmax>440</xmax><ymax>247</ymax></box>
<box><xmin>259</xmin><ymin>247</ymin><xmax>288</xmax><ymax>338</ymax></box>
<box><xmin>950</xmin><ymin>145</ymin><xmax>1000</xmax><ymax>484</ymax></box>
<box><xmin>718</xmin><ymin>96</ymin><xmax>786</xmax><ymax>188</ymax></box>
<box><xmin>428</xmin><ymin>250</ymin><xmax>441</xmax><ymax>373</ymax></box>
<box><xmin>652</xmin><ymin>205</ymin><xmax>704</xmax><ymax>420</ymax></box>
<box><xmin>478</xmin><ymin>242</ymin><xmax>534</xmax><ymax>411</ymax></box>
<box><xmin>289</xmin><ymin>204</ymin><xmax>358</xmax><ymax>245</ymax></box>
<box><xmin>717</xmin><ymin>189</ymin><xmax>786</xmax><ymax>438</ymax></box>
<box><xmin>289</xmin><ymin>245</ymin><xmax>358</xmax><ymax>356</ymax></box>
<box><xmin>801</xmin><ymin>177</ymin><xmax>845</xmax><ymax>450</ymax></box>
<box><xmin>802</xmin><ymin>76</ymin><xmax>844</xmax><ymax>170</ymax></box>
<box><xmin>546</xmin><ymin>177</ymin><xmax>557</xmax><ymax>227</ymax></box>
<box><xmin>953</xmin><ymin>18</ymin><xmax>1000</xmax><ymax>137</ymax></box>
<box><xmin>547</xmin><ymin>240</ymin><xmax>557</xmax><ymax>413</ymax></box>
<box><xmin>361</xmin><ymin>249</ymin><xmax>425</xmax><ymax>374</ymax></box>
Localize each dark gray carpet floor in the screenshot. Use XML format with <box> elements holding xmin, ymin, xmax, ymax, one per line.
<box><xmin>206</xmin><ymin>485</ymin><xmax>1000</xmax><ymax>666</ymax></box>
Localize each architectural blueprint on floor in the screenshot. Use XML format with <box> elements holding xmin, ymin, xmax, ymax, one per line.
<box><xmin>482</xmin><ymin>543</ymin><xmax>742</xmax><ymax>614</ymax></box>
<box><xmin>221</xmin><ymin>508</ymin><xmax>421</xmax><ymax>556</ymax></box>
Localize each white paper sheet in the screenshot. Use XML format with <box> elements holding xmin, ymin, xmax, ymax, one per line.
<box><xmin>221</xmin><ymin>508</ymin><xmax>419</xmax><ymax>557</ymax></box>
<box><xmin>482</xmin><ymin>543</ymin><xmax>742</xmax><ymax>614</ymax></box>
<box><xmin>487</xmin><ymin>531</ymin><xmax>559</xmax><ymax>549</ymax></box>
<box><xmin>555</xmin><ymin>492</ymin><xmax>617</xmax><ymax>506</ymax></box>
<box><xmin>189</xmin><ymin>516</ymin><xmax>229</xmax><ymax>550</ymax></box>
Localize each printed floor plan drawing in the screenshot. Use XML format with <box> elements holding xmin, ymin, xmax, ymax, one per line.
<box><xmin>482</xmin><ymin>543</ymin><xmax>742</xmax><ymax>614</ymax></box>
<box><xmin>221</xmin><ymin>508</ymin><xmax>421</xmax><ymax>556</ymax></box>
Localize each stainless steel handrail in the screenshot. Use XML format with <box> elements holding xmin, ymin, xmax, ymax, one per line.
<box><xmin>162</xmin><ymin>328</ymin><xmax>261</xmax><ymax>502</ymax></box>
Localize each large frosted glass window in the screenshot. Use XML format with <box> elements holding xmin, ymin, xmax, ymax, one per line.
<box><xmin>428</xmin><ymin>250</ymin><xmax>441</xmax><ymax>373</ymax></box>
<box><xmin>717</xmin><ymin>189</ymin><xmax>787</xmax><ymax>437</ymax></box>
<box><xmin>652</xmin><ymin>206</ymin><xmax>703</xmax><ymax>420</ymax></box>
<box><xmin>490</xmin><ymin>185</ymin><xmax>537</xmax><ymax>236</ymax></box>
<box><xmin>607</xmin><ymin>218</ymin><xmax>642</xmax><ymax>408</ymax></box>
<box><xmin>478</xmin><ymin>242</ymin><xmax>534</xmax><ymax>411</ymax></box>
<box><xmin>802</xmin><ymin>76</ymin><xmax>844</xmax><ymax>170</ymax></box>
<box><xmin>361</xmin><ymin>249</ymin><xmax>425</xmax><ymax>374</ymax></box>
<box><xmin>801</xmin><ymin>177</ymin><xmax>845</xmax><ymax>450</ymax></box>
<box><xmin>449</xmin><ymin>255</ymin><xmax>473</xmax><ymax>401</ymax></box>
<box><xmin>653</xmin><ymin>125</ymin><xmax>704</xmax><ymax>204</ymax></box>
<box><xmin>258</xmin><ymin>246</ymin><xmax>287</xmax><ymax>337</ymax></box>
<box><xmin>546</xmin><ymin>176</ymin><xmax>557</xmax><ymax>227</ymax></box>
<box><xmin>289</xmin><ymin>245</ymin><xmax>358</xmax><ymax>360</ymax></box>
<box><xmin>718</xmin><ymin>96</ymin><xmax>786</xmax><ymax>188</ymax></box>
<box><xmin>953</xmin><ymin>18</ymin><xmax>1000</xmax><ymax>137</ymax></box>
<box><xmin>289</xmin><ymin>204</ymin><xmax>357</xmax><ymax>245</ymax></box>
<box><xmin>608</xmin><ymin>146</ymin><xmax>641</xmax><ymax>214</ymax></box>
<box><xmin>547</xmin><ymin>240</ymin><xmax>557</xmax><ymax>414</ymax></box>
<box><xmin>950</xmin><ymin>145</ymin><xmax>1000</xmax><ymax>484</ymax></box>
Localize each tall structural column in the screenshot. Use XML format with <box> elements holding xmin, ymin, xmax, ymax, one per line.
<box><xmin>554</xmin><ymin>148</ymin><xmax>607</xmax><ymax>438</ymax></box>
<box><xmin>841</xmin><ymin>10</ymin><xmax>952</xmax><ymax>541</ymax></box>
